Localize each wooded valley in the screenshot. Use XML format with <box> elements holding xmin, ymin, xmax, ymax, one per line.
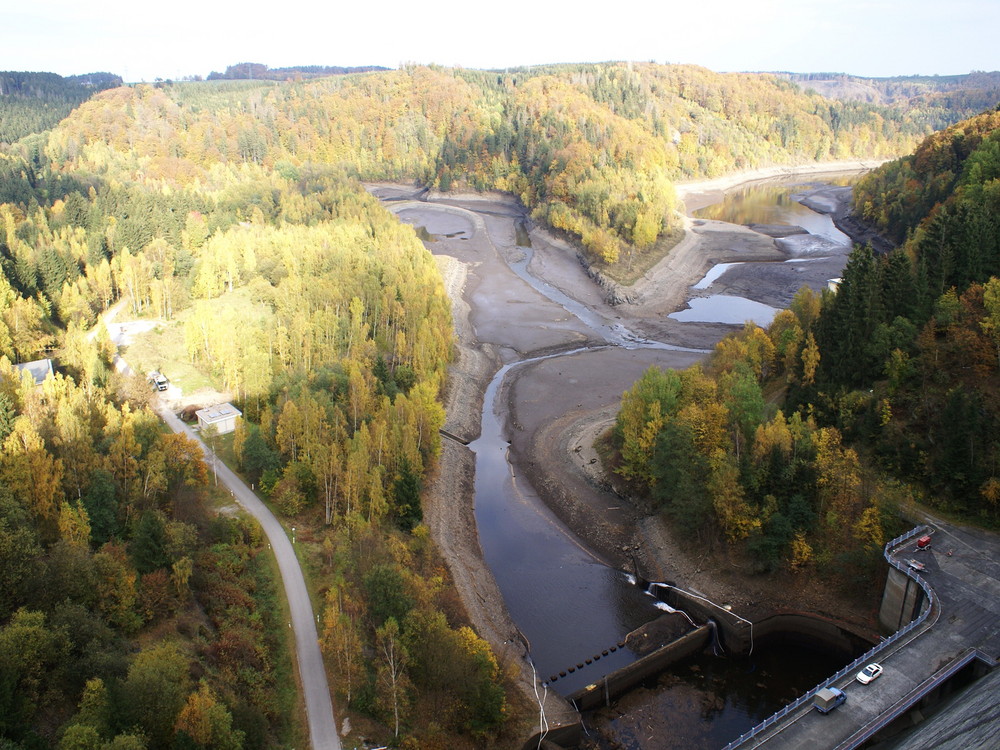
<box><xmin>613</xmin><ymin>105</ymin><xmax>1000</xmax><ymax>590</ymax></box>
<box><xmin>0</xmin><ymin>62</ymin><xmax>997</xmax><ymax>749</ymax></box>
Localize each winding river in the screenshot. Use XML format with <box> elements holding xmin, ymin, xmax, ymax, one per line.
<box><xmin>401</xmin><ymin>173</ymin><xmax>862</xmax><ymax>747</ymax></box>
<box><xmin>470</xmin><ymin>352</ymin><xmax>656</xmax><ymax>694</ymax></box>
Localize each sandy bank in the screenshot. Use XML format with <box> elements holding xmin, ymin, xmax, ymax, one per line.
<box><xmin>374</xmin><ymin>161</ymin><xmax>884</xmax><ymax>744</ymax></box>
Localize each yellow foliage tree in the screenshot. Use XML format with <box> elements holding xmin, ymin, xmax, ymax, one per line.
<box><xmin>789</xmin><ymin>532</ymin><xmax>813</xmax><ymax>570</ymax></box>
<box><xmin>708</xmin><ymin>449</ymin><xmax>760</xmax><ymax>542</ymax></box>
<box><xmin>58</xmin><ymin>500</ymin><xmax>91</xmax><ymax>548</ymax></box>
<box><xmin>174</xmin><ymin>681</ymin><xmax>243</xmax><ymax>750</ymax></box>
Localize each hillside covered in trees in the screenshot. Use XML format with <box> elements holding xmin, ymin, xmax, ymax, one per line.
<box><xmin>612</xmin><ymin>106</ymin><xmax>1000</xmax><ymax>591</ymax></box>
<box><xmin>0</xmin><ymin>62</ymin><xmax>996</xmax><ymax>748</ymax></box>
<box><xmin>0</xmin><ymin>71</ymin><xmax>121</xmax><ymax>145</ymax></box>
<box><xmin>0</xmin><ymin>359</ymin><xmax>297</xmax><ymax>748</ymax></box>
<box><xmin>39</xmin><ymin>62</ymin><xmax>975</xmax><ymax>275</ymax></box>
<box><xmin>206</xmin><ymin>63</ymin><xmax>390</xmax><ymax>81</ymax></box>
<box><xmin>0</xmin><ymin>68</ymin><xmax>503</xmax><ymax>749</ymax></box>
<box><xmin>787</xmin><ymin>70</ymin><xmax>1000</xmax><ymax>127</ymax></box>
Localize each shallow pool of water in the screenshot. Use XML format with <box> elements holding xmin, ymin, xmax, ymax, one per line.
<box><xmin>692</xmin><ymin>262</ymin><xmax>743</xmax><ymax>289</ymax></box>
<box><xmin>515</xmin><ymin>220</ymin><xmax>532</xmax><ymax>248</ymax></box>
<box><xmin>669</xmin><ymin>295</ymin><xmax>779</xmax><ymax>326</ymax></box>
<box><xmin>693</xmin><ymin>180</ymin><xmax>854</xmax><ymax>245</ymax></box>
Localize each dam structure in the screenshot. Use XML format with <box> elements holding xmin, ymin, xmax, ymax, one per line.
<box><xmin>723</xmin><ymin>521</ymin><xmax>1000</xmax><ymax>750</ymax></box>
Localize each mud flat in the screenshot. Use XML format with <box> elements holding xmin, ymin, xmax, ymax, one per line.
<box><xmin>372</xmin><ymin>162</ymin><xmax>883</xmax><ymax>744</ymax></box>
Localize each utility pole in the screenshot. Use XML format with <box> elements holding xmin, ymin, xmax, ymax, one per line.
<box><xmin>203</xmin><ymin>423</ymin><xmax>219</xmax><ymax>485</ymax></box>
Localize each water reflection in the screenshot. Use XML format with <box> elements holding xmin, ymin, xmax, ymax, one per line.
<box><xmin>471</xmin><ymin>356</ymin><xmax>659</xmax><ymax>694</ymax></box>
<box><xmin>694</xmin><ymin>180</ymin><xmax>854</xmax><ymax>244</ymax></box>
<box><xmin>684</xmin><ymin>177</ymin><xmax>858</xmax><ymax>326</ymax></box>
<box><xmin>515</xmin><ymin>220</ymin><xmax>532</xmax><ymax>248</ymax></box>
<box><xmin>670</xmin><ymin>296</ymin><xmax>779</xmax><ymax>326</ymax></box>
<box><xmin>693</xmin><ymin>262</ymin><xmax>743</xmax><ymax>290</ymax></box>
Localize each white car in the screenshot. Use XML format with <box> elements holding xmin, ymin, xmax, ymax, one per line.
<box><xmin>856</xmin><ymin>663</ymin><xmax>883</xmax><ymax>685</ymax></box>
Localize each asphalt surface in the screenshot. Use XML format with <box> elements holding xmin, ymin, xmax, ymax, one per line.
<box><xmin>731</xmin><ymin>516</ymin><xmax>1000</xmax><ymax>750</ymax></box>
<box><xmin>100</xmin><ymin>306</ymin><xmax>340</xmax><ymax>750</ymax></box>
<box><xmin>157</xmin><ymin>407</ymin><xmax>342</xmax><ymax>750</ymax></box>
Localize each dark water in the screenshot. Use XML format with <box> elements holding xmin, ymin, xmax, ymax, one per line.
<box><xmin>588</xmin><ymin>643</ymin><xmax>848</xmax><ymax>750</ymax></box>
<box><xmin>471</xmin><ymin>357</ymin><xmax>660</xmax><ymax>695</ymax></box>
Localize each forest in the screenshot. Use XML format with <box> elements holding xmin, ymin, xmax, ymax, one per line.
<box><xmin>37</xmin><ymin>63</ymin><xmax>977</xmax><ymax>275</ymax></box>
<box><xmin>206</xmin><ymin>64</ymin><xmax>390</xmax><ymax>82</ymax></box>
<box><xmin>0</xmin><ymin>72</ymin><xmax>121</xmax><ymax>145</ymax></box>
<box><xmin>787</xmin><ymin>70</ymin><xmax>1000</xmax><ymax>120</ymax></box>
<box><xmin>0</xmin><ymin>70</ymin><xmax>498</xmax><ymax>749</ymax></box>
<box><xmin>612</xmin><ymin>105</ymin><xmax>1000</xmax><ymax>589</ymax></box>
<box><xmin>0</xmin><ymin>61</ymin><xmax>996</xmax><ymax>748</ymax></box>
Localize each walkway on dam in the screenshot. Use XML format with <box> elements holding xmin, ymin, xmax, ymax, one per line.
<box><xmin>725</xmin><ymin>516</ymin><xmax>1000</xmax><ymax>750</ymax></box>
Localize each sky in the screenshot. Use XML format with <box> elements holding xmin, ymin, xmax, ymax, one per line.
<box><xmin>4</xmin><ymin>0</ymin><xmax>998</xmax><ymax>83</ymax></box>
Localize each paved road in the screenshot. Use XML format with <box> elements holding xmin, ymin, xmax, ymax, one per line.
<box><xmin>97</xmin><ymin>307</ymin><xmax>340</xmax><ymax>748</ymax></box>
<box><xmin>730</xmin><ymin>515</ymin><xmax>1000</xmax><ymax>750</ymax></box>
<box><xmin>158</xmin><ymin>407</ymin><xmax>342</xmax><ymax>750</ymax></box>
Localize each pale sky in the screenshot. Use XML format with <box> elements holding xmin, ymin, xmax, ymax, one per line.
<box><xmin>4</xmin><ymin>0</ymin><xmax>997</xmax><ymax>83</ymax></box>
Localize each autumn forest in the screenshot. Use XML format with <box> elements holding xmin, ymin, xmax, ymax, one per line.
<box><xmin>0</xmin><ymin>62</ymin><xmax>998</xmax><ymax>750</ymax></box>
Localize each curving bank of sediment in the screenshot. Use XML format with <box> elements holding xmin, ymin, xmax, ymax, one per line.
<box><xmin>383</xmin><ymin>162</ymin><xmax>886</xmax><ymax>747</ymax></box>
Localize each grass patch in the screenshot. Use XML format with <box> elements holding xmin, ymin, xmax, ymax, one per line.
<box><xmin>213</xmin><ymin>431</ymin><xmax>238</xmax><ymax>467</ymax></box>
<box><xmin>121</xmin><ymin>318</ymin><xmax>214</xmax><ymax>393</ymax></box>
<box><xmin>121</xmin><ymin>286</ymin><xmax>271</xmax><ymax>397</ymax></box>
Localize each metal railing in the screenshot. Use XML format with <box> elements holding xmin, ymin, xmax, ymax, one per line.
<box><xmin>833</xmin><ymin>647</ymin><xmax>996</xmax><ymax>750</ymax></box>
<box><xmin>719</xmin><ymin>525</ymin><xmax>937</xmax><ymax>750</ymax></box>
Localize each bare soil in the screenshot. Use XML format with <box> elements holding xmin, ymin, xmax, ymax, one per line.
<box><xmin>371</xmin><ymin>165</ymin><xmax>883</xmax><ymax>743</ymax></box>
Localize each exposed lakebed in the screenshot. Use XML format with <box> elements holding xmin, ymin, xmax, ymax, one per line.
<box><xmin>669</xmin><ymin>178</ymin><xmax>856</xmax><ymax>326</ymax></box>
<box><xmin>382</xmin><ymin>173</ymin><xmax>867</xmax><ymax>749</ymax></box>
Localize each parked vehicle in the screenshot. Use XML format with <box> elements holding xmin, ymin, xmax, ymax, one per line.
<box><xmin>856</xmin><ymin>663</ymin><xmax>883</xmax><ymax>684</ymax></box>
<box><xmin>148</xmin><ymin>371</ymin><xmax>169</xmax><ymax>391</ymax></box>
<box><xmin>813</xmin><ymin>687</ymin><xmax>847</xmax><ymax>714</ymax></box>
<box><xmin>916</xmin><ymin>535</ymin><xmax>932</xmax><ymax>550</ymax></box>
<box><xmin>907</xmin><ymin>559</ymin><xmax>926</xmax><ymax>572</ymax></box>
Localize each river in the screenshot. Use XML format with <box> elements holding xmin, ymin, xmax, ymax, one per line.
<box><xmin>470</xmin><ymin>353</ymin><xmax>657</xmax><ymax>694</ymax></box>
<box><xmin>396</xmin><ymin>172</ymin><xmax>864</xmax><ymax>748</ymax></box>
<box><xmin>692</xmin><ymin>177</ymin><xmax>855</xmax><ymax>244</ymax></box>
<box><xmin>484</xmin><ymin>174</ymin><xmax>864</xmax><ymax>747</ymax></box>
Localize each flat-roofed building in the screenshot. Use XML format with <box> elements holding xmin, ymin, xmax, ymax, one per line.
<box><xmin>195</xmin><ymin>402</ymin><xmax>242</xmax><ymax>435</ymax></box>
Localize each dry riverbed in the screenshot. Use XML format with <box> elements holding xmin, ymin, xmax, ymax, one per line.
<box><xmin>370</xmin><ymin>164</ymin><xmax>881</xmax><ymax>744</ymax></box>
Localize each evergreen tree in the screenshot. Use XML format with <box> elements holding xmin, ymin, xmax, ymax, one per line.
<box><xmin>393</xmin><ymin>459</ymin><xmax>422</xmax><ymax>532</ymax></box>
<box><xmin>129</xmin><ymin>511</ymin><xmax>170</xmax><ymax>575</ymax></box>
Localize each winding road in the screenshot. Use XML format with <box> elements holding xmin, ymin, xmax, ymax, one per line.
<box><xmin>156</xmin><ymin>408</ymin><xmax>342</xmax><ymax>750</ymax></box>
<box><xmin>156</xmin><ymin>406</ymin><xmax>341</xmax><ymax>750</ymax></box>
<box><xmin>101</xmin><ymin>310</ymin><xmax>341</xmax><ymax>750</ymax></box>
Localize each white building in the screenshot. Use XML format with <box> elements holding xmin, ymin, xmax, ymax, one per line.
<box><xmin>14</xmin><ymin>358</ymin><xmax>54</xmax><ymax>386</ymax></box>
<box><xmin>195</xmin><ymin>402</ymin><xmax>242</xmax><ymax>435</ymax></box>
